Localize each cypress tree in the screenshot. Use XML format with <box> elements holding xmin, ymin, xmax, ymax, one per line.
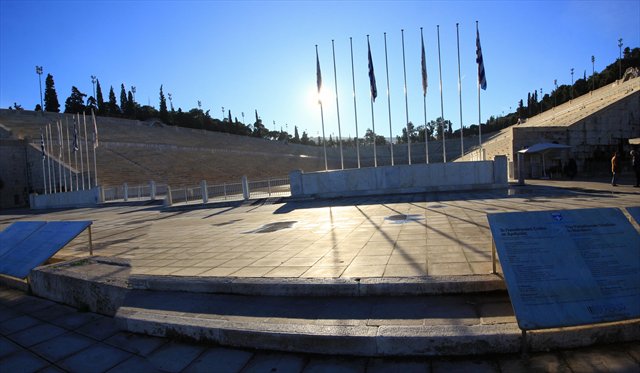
<box><xmin>107</xmin><ymin>86</ymin><xmax>119</xmax><ymax>116</ymax></box>
<box><xmin>159</xmin><ymin>85</ymin><xmax>168</xmax><ymax>123</ymax></box>
<box><xmin>120</xmin><ymin>84</ymin><xmax>127</xmax><ymax>114</ymax></box>
<box><xmin>44</xmin><ymin>73</ymin><xmax>60</xmax><ymax>112</ymax></box>
<box><xmin>96</xmin><ymin>79</ymin><xmax>105</xmax><ymax>115</ymax></box>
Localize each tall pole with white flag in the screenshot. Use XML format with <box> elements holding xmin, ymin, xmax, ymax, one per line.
<box><xmin>92</xmin><ymin>110</ymin><xmax>99</xmax><ymax>187</ymax></box>
<box><xmin>401</xmin><ymin>29</ymin><xmax>411</xmax><ymax>165</ymax></box>
<box><xmin>421</xmin><ymin>27</ymin><xmax>429</xmax><ymax>164</ymax></box>
<box><xmin>73</xmin><ymin>117</ymin><xmax>79</xmax><ymax>191</ymax></box>
<box><xmin>316</xmin><ymin>45</ymin><xmax>328</xmax><ymax>171</ymax></box>
<box><xmin>77</xmin><ymin>114</ymin><xmax>85</xmax><ymax>190</ymax></box>
<box><xmin>349</xmin><ymin>37</ymin><xmax>361</xmax><ymax>169</ymax></box>
<box><xmin>367</xmin><ymin>35</ymin><xmax>378</xmax><ymax>167</ymax></box>
<box><xmin>46</xmin><ymin>123</ymin><xmax>54</xmax><ymax>193</ymax></box>
<box><xmin>57</xmin><ymin>120</ymin><xmax>64</xmax><ymax>191</ymax></box>
<box><xmin>437</xmin><ymin>25</ymin><xmax>446</xmax><ymax>162</ymax></box>
<box><xmin>66</xmin><ymin>118</ymin><xmax>73</xmax><ymax>191</ymax></box>
<box><xmin>384</xmin><ymin>32</ymin><xmax>393</xmax><ymax>166</ymax></box>
<box><xmin>40</xmin><ymin>129</ymin><xmax>47</xmax><ymax>194</ymax></box>
<box><xmin>332</xmin><ymin>39</ymin><xmax>344</xmax><ymax>170</ymax></box>
<box><xmin>476</xmin><ymin>21</ymin><xmax>487</xmax><ymax>158</ymax></box>
<box><xmin>456</xmin><ymin>23</ymin><xmax>464</xmax><ymax>158</ymax></box>
<box><xmin>83</xmin><ymin>113</ymin><xmax>91</xmax><ymax>189</ymax></box>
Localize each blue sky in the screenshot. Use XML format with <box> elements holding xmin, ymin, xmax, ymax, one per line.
<box><xmin>1</xmin><ymin>0</ymin><xmax>638</xmax><ymax>141</ymax></box>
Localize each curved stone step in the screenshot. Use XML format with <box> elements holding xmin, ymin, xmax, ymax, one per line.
<box><xmin>114</xmin><ymin>290</ymin><xmax>639</xmax><ymax>357</ymax></box>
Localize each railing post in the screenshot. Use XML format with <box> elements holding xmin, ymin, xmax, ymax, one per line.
<box><xmin>242</xmin><ymin>175</ymin><xmax>250</xmax><ymax>200</ymax></box>
<box><xmin>164</xmin><ymin>186</ymin><xmax>173</xmax><ymax>207</ymax></box>
<box><xmin>150</xmin><ymin>180</ymin><xmax>156</xmax><ymax>201</ymax></box>
<box><xmin>201</xmin><ymin>180</ymin><xmax>208</xmax><ymax>204</ymax></box>
<box><xmin>223</xmin><ymin>183</ymin><xmax>227</xmax><ymax>200</ymax></box>
<box><xmin>137</xmin><ymin>185</ymin><xmax>141</xmax><ymax>200</ymax></box>
<box><xmin>184</xmin><ymin>187</ymin><xmax>188</xmax><ymax>203</ymax></box>
<box><xmin>268</xmin><ymin>178</ymin><xmax>271</xmax><ymax>196</ymax></box>
<box><xmin>123</xmin><ymin>183</ymin><xmax>128</xmax><ymax>202</ymax></box>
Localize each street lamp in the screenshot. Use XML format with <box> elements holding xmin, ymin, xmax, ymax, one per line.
<box><xmin>222</xmin><ymin>107</ymin><xmax>225</xmax><ymax>121</ymax></box>
<box><xmin>131</xmin><ymin>86</ymin><xmax>136</xmax><ymax>103</ymax></box>
<box><xmin>570</xmin><ymin>68</ymin><xmax>574</xmax><ymax>100</ymax></box>
<box><xmin>618</xmin><ymin>38</ymin><xmax>623</xmax><ymax>79</ymax></box>
<box><xmin>554</xmin><ymin>79</ymin><xmax>558</xmax><ymax>108</ymax></box>
<box><xmin>35</xmin><ymin>66</ymin><xmax>43</xmax><ymax>111</ymax></box>
<box><xmin>91</xmin><ymin>75</ymin><xmax>97</xmax><ymax>100</ymax></box>
<box><xmin>167</xmin><ymin>93</ymin><xmax>173</xmax><ymax>111</ymax></box>
<box><xmin>539</xmin><ymin>88</ymin><xmax>543</xmax><ymax>113</ymax></box>
<box><xmin>591</xmin><ymin>56</ymin><xmax>595</xmax><ymax>91</ymax></box>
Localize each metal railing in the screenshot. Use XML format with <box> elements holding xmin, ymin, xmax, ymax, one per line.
<box><xmin>101</xmin><ymin>176</ymin><xmax>290</xmax><ymax>205</ymax></box>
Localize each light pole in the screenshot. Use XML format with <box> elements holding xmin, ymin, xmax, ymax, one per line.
<box><xmin>570</xmin><ymin>68</ymin><xmax>574</xmax><ymax>100</ymax></box>
<box><xmin>222</xmin><ymin>107</ymin><xmax>225</xmax><ymax>121</ymax></box>
<box><xmin>131</xmin><ymin>86</ymin><xmax>136</xmax><ymax>103</ymax></box>
<box><xmin>591</xmin><ymin>56</ymin><xmax>595</xmax><ymax>92</ymax></box>
<box><xmin>91</xmin><ymin>75</ymin><xmax>97</xmax><ymax>100</ymax></box>
<box><xmin>539</xmin><ymin>88</ymin><xmax>543</xmax><ymax>113</ymax></box>
<box><xmin>618</xmin><ymin>38</ymin><xmax>623</xmax><ymax>80</ymax></box>
<box><xmin>241</xmin><ymin>112</ymin><xmax>245</xmax><ymax>125</ymax></box>
<box><xmin>35</xmin><ymin>66</ymin><xmax>43</xmax><ymax>111</ymax></box>
<box><xmin>167</xmin><ymin>93</ymin><xmax>172</xmax><ymax>111</ymax></box>
<box><xmin>554</xmin><ymin>79</ymin><xmax>558</xmax><ymax>108</ymax></box>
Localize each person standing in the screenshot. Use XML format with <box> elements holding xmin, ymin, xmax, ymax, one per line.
<box><xmin>611</xmin><ymin>152</ymin><xmax>620</xmax><ymax>186</ymax></box>
<box><xmin>631</xmin><ymin>150</ymin><xmax>640</xmax><ymax>187</ymax></box>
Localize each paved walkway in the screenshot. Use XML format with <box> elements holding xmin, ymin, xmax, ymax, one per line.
<box><xmin>1</xmin><ymin>287</ymin><xmax>639</xmax><ymax>372</ymax></box>
<box><xmin>1</xmin><ymin>178</ymin><xmax>639</xmax><ymax>280</ymax></box>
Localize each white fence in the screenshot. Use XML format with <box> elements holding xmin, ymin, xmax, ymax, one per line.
<box><xmin>101</xmin><ymin>176</ymin><xmax>290</xmax><ymax>206</ymax></box>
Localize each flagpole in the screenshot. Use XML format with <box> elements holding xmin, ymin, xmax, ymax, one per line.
<box><xmin>92</xmin><ymin>110</ymin><xmax>99</xmax><ymax>187</ymax></box>
<box><xmin>349</xmin><ymin>37</ymin><xmax>361</xmax><ymax>169</ymax></box>
<box><xmin>46</xmin><ymin>124</ymin><xmax>53</xmax><ymax>193</ymax></box>
<box><xmin>40</xmin><ymin>129</ymin><xmax>47</xmax><ymax>194</ymax></box>
<box><xmin>66</xmin><ymin>118</ymin><xmax>72</xmax><ymax>191</ymax></box>
<box><xmin>456</xmin><ymin>23</ymin><xmax>464</xmax><ymax>158</ymax></box>
<box><xmin>57</xmin><ymin>120</ymin><xmax>64</xmax><ymax>192</ymax></box>
<box><xmin>83</xmin><ymin>112</ymin><xmax>91</xmax><ymax>189</ymax></box>
<box><xmin>59</xmin><ymin>120</ymin><xmax>67</xmax><ymax>192</ymax></box>
<box><xmin>401</xmin><ymin>29</ymin><xmax>411</xmax><ymax>165</ymax></box>
<box><xmin>332</xmin><ymin>39</ymin><xmax>344</xmax><ymax>170</ymax></box>
<box><xmin>78</xmin><ymin>113</ymin><xmax>85</xmax><ymax>190</ymax></box>
<box><xmin>384</xmin><ymin>32</ymin><xmax>393</xmax><ymax>166</ymax></box>
<box><xmin>73</xmin><ymin>117</ymin><xmax>79</xmax><ymax>191</ymax></box>
<box><xmin>316</xmin><ymin>45</ymin><xmax>328</xmax><ymax>171</ymax></box>
<box><xmin>437</xmin><ymin>25</ymin><xmax>446</xmax><ymax>163</ymax></box>
<box><xmin>367</xmin><ymin>35</ymin><xmax>377</xmax><ymax>168</ymax></box>
<box><xmin>421</xmin><ymin>27</ymin><xmax>429</xmax><ymax>164</ymax></box>
<box><xmin>476</xmin><ymin>21</ymin><xmax>485</xmax><ymax>159</ymax></box>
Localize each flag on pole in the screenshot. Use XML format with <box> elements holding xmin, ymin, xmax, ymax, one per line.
<box><xmin>368</xmin><ymin>40</ymin><xmax>377</xmax><ymax>101</ymax></box>
<box><xmin>421</xmin><ymin>32</ymin><xmax>428</xmax><ymax>96</ymax></box>
<box><xmin>91</xmin><ymin>110</ymin><xmax>99</xmax><ymax>148</ymax></box>
<box><xmin>40</xmin><ymin>129</ymin><xmax>46</xmax><ymax>159</ymax></box>
<box><xmin>316</xmin><ymin>48</ymin><xmax>322</xmax><ymax>98</ymax></box>
<box><xmin>73</xmin><ymin>119</ymin><xmax>79</xmax><ymax>151</ymax></box>
<box><xmin>476</xmin><ymin>25</ymin><xmax>487</xmax><ymax>90</ymax></box>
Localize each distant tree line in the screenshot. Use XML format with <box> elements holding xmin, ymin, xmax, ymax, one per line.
<box><xmin>14</xmin><ymin>47</ymin><xmax>640</xmax><ymax>146</ymax></box>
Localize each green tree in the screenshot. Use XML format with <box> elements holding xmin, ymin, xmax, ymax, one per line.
<box><xmin>64</xmin><ymin>86</ymin><xmax>86</xmax><ymax>113</ymax></box>
<box><xmin>119</xmin><ymin>84</ymin><xmax>128</xmax><ymax>115</ymax></box>
<box><xmin>44</xmin><ymin>73</ymin><xmax>60</xmax><ymax>112</ymax></box>
<box><xmin>107</xmin><ymin>86</ymin><xmax>119</xmax><ymax>115</ymax></box>
<box><xmin>159</xmin><ymin>85</ymin><xmax>169</xmax><ymax>123</ymax></box>
<box><xmin>95</xmin><ymin>79</ymin><xmax>105</xmax><ymax>115</ymax></box>
<box><xmin>293</xmin><ymin>126</ymin><xmax>300</xmax><ymax>143</ymax></box>
<box><xmin>125</xmin><ymin>91</ymin><xmax>135</xmax><ymax>117</ymax></box>
<box><xmin>301</xmin><ymin>130</ymin><xmax>310</xmax><ymax>145</ymax></box>
<box><xmin>85</xmin><ymin>96</ymin><xmax>97</xmax><ymax>114</ymax></box>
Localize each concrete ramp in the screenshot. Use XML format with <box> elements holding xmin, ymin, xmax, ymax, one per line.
<box><xmin>0</xmin><ymin>221</ymin><xmax>92</xmax><ymax>279</ymax></box>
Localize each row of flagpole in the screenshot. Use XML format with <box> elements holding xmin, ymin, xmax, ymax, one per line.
<box><xmin>39</xmin><ymin>111</ymin><xmax>99</xmax><ymax>195</ymax></box>
<box><xmin>315</xmin><ymin>22</ymin><xmax>487</xmax><ymax>170</ymax></box>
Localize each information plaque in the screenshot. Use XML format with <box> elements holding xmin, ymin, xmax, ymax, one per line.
<box><xmin>627</xmin><ymin>206</ymin><xmax>640</xmax><ymax>226</ymax></box>
<box><xmin>488</xmin><ymin>208</ymin><xmax>640</xmax><ymax>330</ymax></box>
